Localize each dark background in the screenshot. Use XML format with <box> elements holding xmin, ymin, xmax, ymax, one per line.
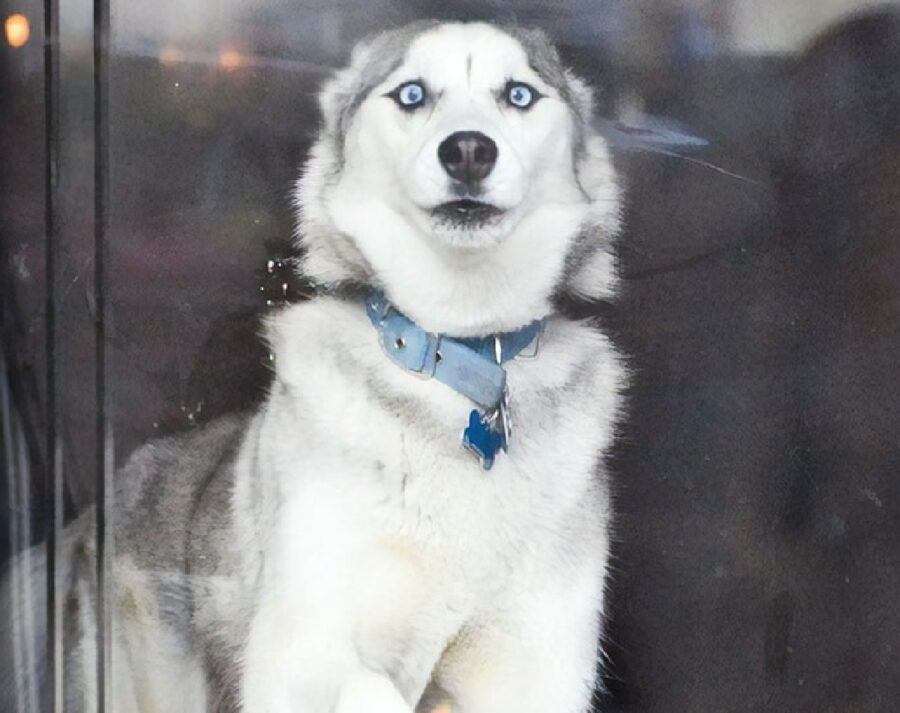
<box><xmin>2</xmin><ymin>0</ymin><xmax>899</xmax><ymax>710</ymax></box>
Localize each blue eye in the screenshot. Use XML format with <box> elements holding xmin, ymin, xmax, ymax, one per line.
<box><xmin>394</xmin><ymin>81</ymin><xmax>426</xmax><ymax>109</ymax></box>
<box><xmin>507</xmin><ymin>82</ymin><xmax>537</xmax><ymax>109</ymax></box>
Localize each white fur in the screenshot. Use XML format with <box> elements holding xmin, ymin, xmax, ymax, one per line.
<box><xmin>236</xmin><ymin>22</ymin><xmax>625</xmax><ymax>712</ymax></box>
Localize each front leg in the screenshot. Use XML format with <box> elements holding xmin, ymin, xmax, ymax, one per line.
<box><xmin>237</xmin><ymin>483</ymin><xmax>416</xmax><ymax>713</ymax></box>
<box><xmin>240</xmin><ymin>595</ymin><xmax>413</xmax><ymax>713</ymax></box>
<box><xmin>435</xmin><ymin>563</ymin><xmax>605</xmax><ymax>713</ymax></box>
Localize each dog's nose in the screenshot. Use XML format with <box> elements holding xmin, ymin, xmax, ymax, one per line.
<box><xmin>437</xmin><ymin>131</ymin><xmax>498</xmax><ymax>184</ymax></box>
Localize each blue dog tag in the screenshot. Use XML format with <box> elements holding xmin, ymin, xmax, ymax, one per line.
<box><xmin>462</xmin><ymin>409</ymin><xmax>506</xmax><ymax>470</ymax></box>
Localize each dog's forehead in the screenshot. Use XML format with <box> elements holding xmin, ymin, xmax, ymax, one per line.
<box><xmin>402</xmin><ymin>23</ymin><xmax>534</xmax><ymax>83</ymax></box>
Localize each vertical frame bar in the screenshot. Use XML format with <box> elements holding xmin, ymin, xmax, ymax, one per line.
<box><xmin>42</xmin><ymin>0</ymin><xmax>62</xmax><ymax>708</ymax></box>
<box><xmin>93</xmin><ymin>0</ymin><xmax>112</xmax><ymax>708</ymax></box>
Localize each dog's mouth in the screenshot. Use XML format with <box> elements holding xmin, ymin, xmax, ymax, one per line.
<box><xmin>431</xmin><ymin>199</ymin><xmax>504</xmax><ymax>229</ymax></box>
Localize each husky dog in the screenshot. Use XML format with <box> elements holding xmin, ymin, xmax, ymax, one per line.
<box><xmin>2</xmin><ymin>20</ymin><xmax>624</xmax><ymax>713</ymax></box>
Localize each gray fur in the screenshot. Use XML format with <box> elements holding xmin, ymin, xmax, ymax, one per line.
<box><xmin>321</xmin><ymin>20</ymin><xmax>442</xmax><ymax>162</ymax></box>
<box><xmin>1</xmin><ymin>414</ymin><xmax>251</xmax><ymax>711</ymax></box>
<box><xmin>557</xmin><ymin>223</ymin><xmax>610</xmax><ymax>298</ymax></box>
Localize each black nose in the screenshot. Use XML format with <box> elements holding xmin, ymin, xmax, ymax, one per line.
<box><xmin>437</xmin><ymin>131</ymin><xmax>498</xmax><ymax>185</ymax></box>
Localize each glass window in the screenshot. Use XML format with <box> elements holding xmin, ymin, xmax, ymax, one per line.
<box><xmin>3</xmin><ymin>1</ymin><xmax>899</xmax><ymax>711</ymax></box>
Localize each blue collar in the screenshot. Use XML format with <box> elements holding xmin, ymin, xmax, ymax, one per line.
<box><xmin>365</xmin><ymin>291</ymin><xmax>543</xmax><ymax>469</ymax></box>
<box><xmin>366</xmin><ymin>291</ymin><xmax>542</xmax><ymax>414</ymax></box>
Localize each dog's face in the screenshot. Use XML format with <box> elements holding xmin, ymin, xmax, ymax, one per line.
<box><xmin>298</xmin><ymin>21</ymin><xmax>620</xmax><ymax>335</ymax></box>
<box><xmin>339</xmin><ymin>23</ymin><xmax>583</xmax><ymax>248</ymax></box>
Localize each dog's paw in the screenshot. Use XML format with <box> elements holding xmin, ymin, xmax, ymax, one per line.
<box><xmin>335</xmin><ymin>669</ymin><xmax>413</xmax><ymax>713</ymax></box>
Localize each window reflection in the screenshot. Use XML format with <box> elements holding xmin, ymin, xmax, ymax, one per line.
<box><xmin>1</xmin><ymin>1</ymin><xmax>898</xmax><ymax>711</ymax></box>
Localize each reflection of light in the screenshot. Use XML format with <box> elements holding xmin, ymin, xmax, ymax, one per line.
<box><xmin>159</xmin><ymin>45</ymin><xmax>181</xmax><ymax>66</ymax></box>
<box><xmin>5</xmin><ymin>13</ymin><xmax>30</xmax><ymax>48</ymax></box>
<box><xmin>218</xmin><ymin>48</ymin><xmax>245</xmax><ymax>72</ymax></box>
<box><xmin>187</xmin><ymin>108</ymin><xmax>214</xmax><ymax>130</ymax></box>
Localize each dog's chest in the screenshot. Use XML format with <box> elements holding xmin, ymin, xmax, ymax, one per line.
<box><xmin>258</xmin><ymin>298</ymin><xmax>621</xmax><ymax>664</ymax></box>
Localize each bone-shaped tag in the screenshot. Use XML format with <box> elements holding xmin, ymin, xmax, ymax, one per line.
<box><xmin>462</xmin><ymin>409</ymin><xmax>506</xmax><ymax>470</ymax></box>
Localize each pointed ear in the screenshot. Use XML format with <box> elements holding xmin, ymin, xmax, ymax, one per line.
<box><xmin>564</xmin><ymin>134</ymin><xmax>623</xmax><ymax>303</ymax></box>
